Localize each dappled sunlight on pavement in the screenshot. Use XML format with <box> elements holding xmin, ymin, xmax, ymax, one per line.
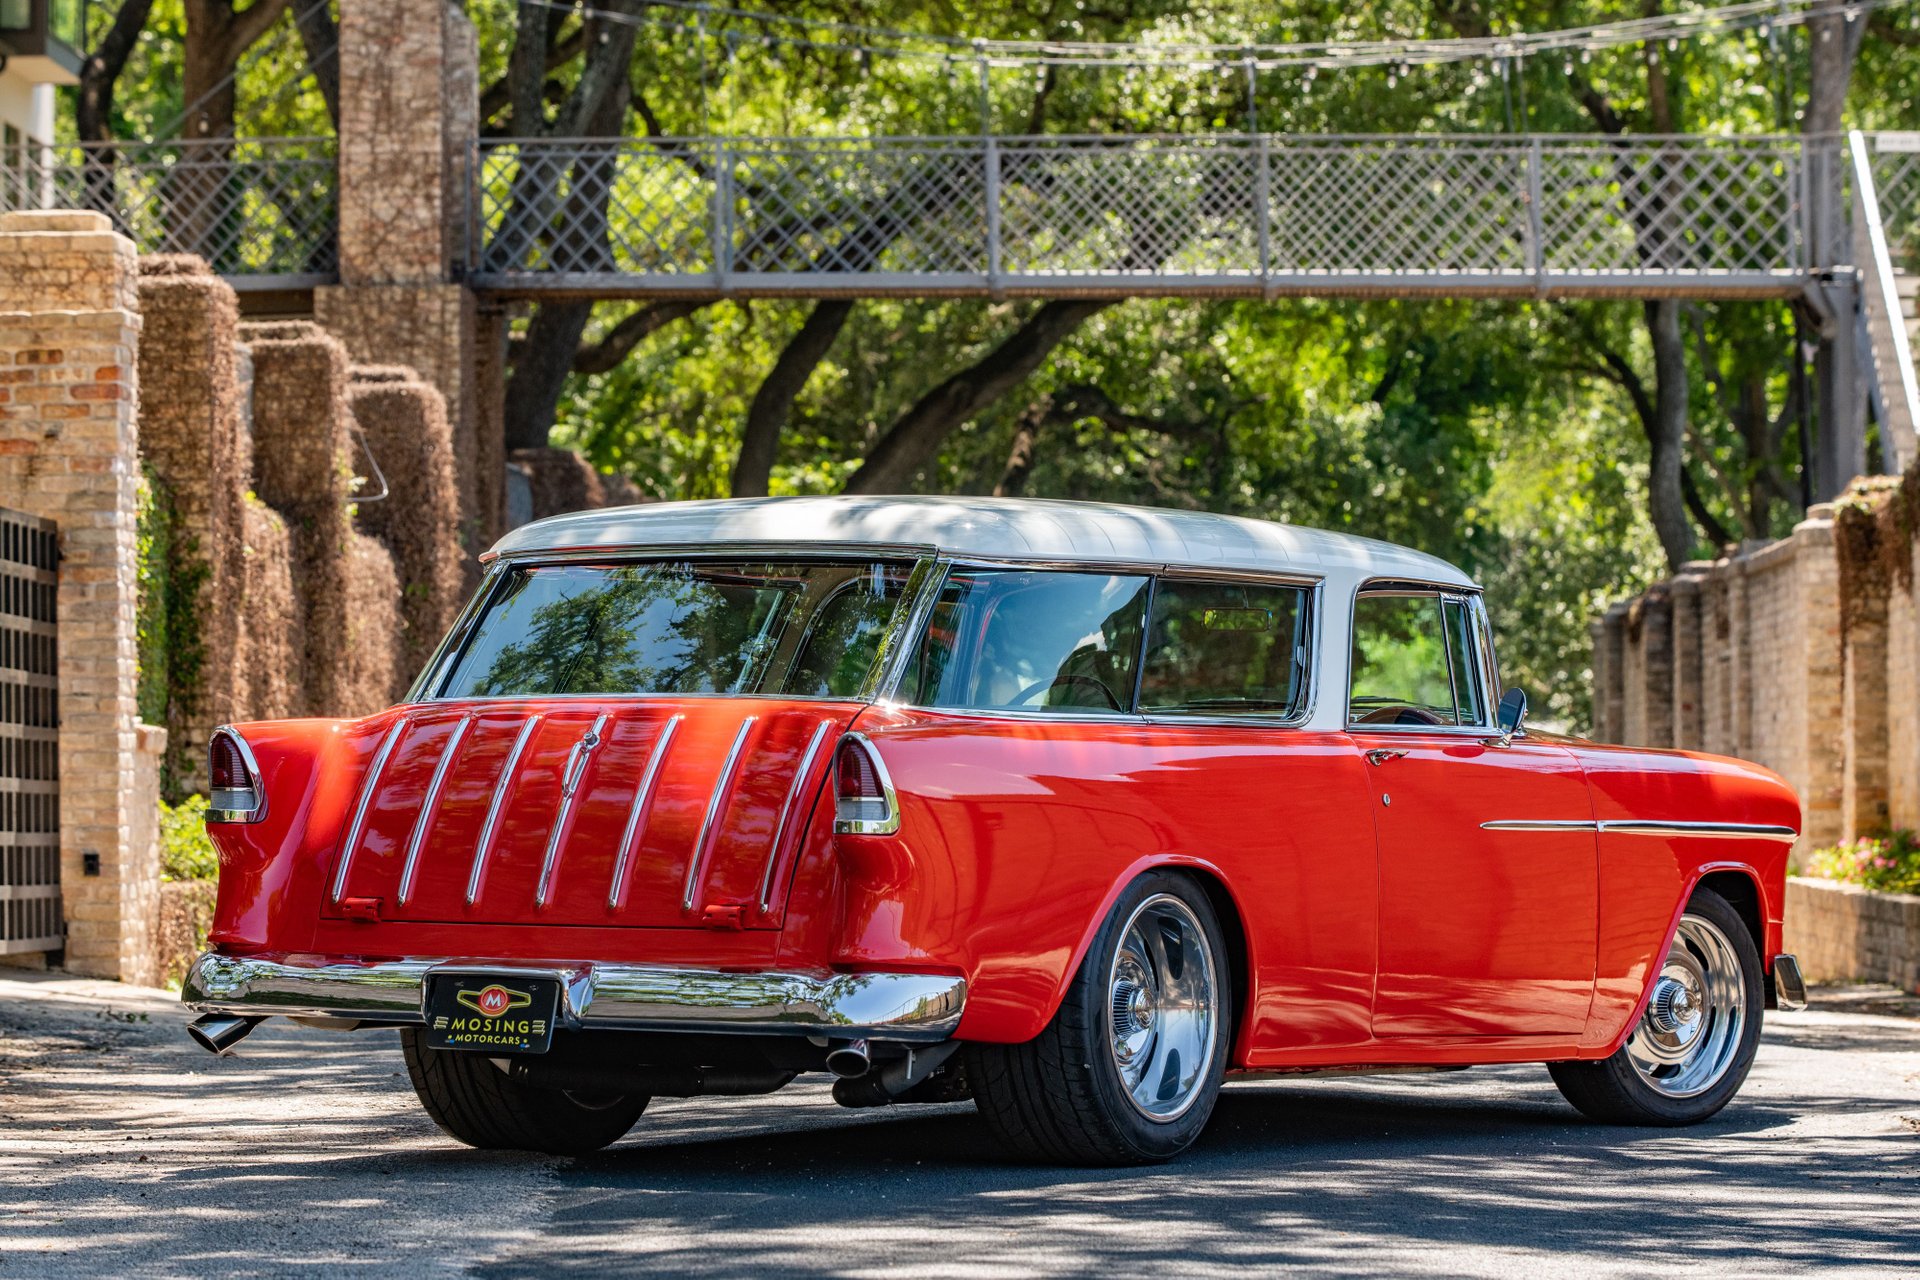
<box><xmin>2</xmin><ymin>974</ymin><xmax>1916</xmax><ymax>1278</ymax></box>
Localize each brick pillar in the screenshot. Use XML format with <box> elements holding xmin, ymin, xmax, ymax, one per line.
<box><xmin>1725</xmin><ymin>556</ymin><xmax>1753</xmax><ymax>760</ymax></box>
<box><xmin>1670</xmin><ymin>567</ymin><xmax>1710</xmax><ymax>752</ymax></box>
<box><xmin>0</xmin><ymin>211</ymin><xmax>154</xmax><ymax>982</ymax></box>
<box><xmin>315</xmin><ymin>0</ymin><xmax>491</xmax><ymax>564</ymax></box>
<box><xmin>1623</xmin><ymin>587</ymin><xmax>1674</xmax><ymax>747</ymax></box>
<box><xmin>1700</xmin><ymin>562</ymin><xmax>1733</xmax><ymax>756</ymax></box>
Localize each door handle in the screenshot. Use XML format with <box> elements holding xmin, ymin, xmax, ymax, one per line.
<box><xmin>1365</xmin><ymin>748</ymin><xmax>1410</xmax><ymax>766</ymax></box>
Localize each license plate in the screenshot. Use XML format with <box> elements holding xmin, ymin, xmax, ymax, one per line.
<box><xmin>422</xmin><ymin>974</ymin><xmax>560</xmax><ymax>1054</ymax></box>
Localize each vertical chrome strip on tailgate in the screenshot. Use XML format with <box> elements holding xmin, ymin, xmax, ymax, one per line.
<box><xmin>466</xmin><ymin>714</ymin><xmax>543</xmax><ymax>907</ymax></box>
<box><xmin>329</xmin><ymin>716</ymin><xmax>411</xmax><ymax>904</ymax></box>
<box><xmin>683</xmin><ymin>716</ymin><xmax>758</xmax><ymax>912</ymax></box>
<box><xmin>535</xmin><ymin>713</ymin><xmax>610</xmax><ymax>908</ymax></box>
<box><xmin>396</xmin><ymin>714</ymin><xmax>474</xmax><ymax>905</ymax></box>
<box><xmin>758</xmin><ymin>718</ymin><xmax>835</xmax><ymax>912</ymax></box>
<box><xmin>608</xmin><ymin>714</ymin><xmax>682</xmax><ymax>910</ymax></box>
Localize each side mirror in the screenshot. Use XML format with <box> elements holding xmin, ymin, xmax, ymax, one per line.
<box><xmin>1496</xmin><ymin>687</ymin><xmax>1528</xmax><ymax>744</ymax></box>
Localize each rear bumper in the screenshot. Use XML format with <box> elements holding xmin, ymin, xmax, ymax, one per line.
<box><xmin>182</xmin><ymin>952</ymin><xmax>966</xmax><ymax>1041</ymax></box>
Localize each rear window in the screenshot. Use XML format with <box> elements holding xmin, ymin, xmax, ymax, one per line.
<box><xmin>437</xmin><ymin>560</ymin><xmax>914</xmax><ymax>699</ymax></box>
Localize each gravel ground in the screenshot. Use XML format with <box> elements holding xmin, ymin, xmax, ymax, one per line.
<box><xmin>1</xmin><ymin>971</ymin><xmax>1916</xmax><ymax>1278</ymax></box>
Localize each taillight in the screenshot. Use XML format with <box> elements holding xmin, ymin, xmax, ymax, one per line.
<box><xmin>209</xmin><ymin>727</ymin><xmax>265</xmax><ymax>823</ymax></box>
<box><xmin>834</xmin><ymin>734</ymin><xmax>899</xmax><ymax>835</ymax></box>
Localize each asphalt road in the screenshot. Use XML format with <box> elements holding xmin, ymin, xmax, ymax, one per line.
<box><xmin>1</xmin><ymin>972</ymin><xmax>1916</xmax><ymax>1279</ymax></box>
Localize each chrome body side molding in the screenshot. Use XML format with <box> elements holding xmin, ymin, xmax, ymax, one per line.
<box><xmin>1480</xmin><ymin>818</ymin><xmax>1797</xmax><ymax>842</ymax></box>
<box><xmin>535</xmin><ymin>713</ymin><xmax>609</xmax><ymax>908</ymax></box>
<box><xmin>397</xmin><ymin>715</ymin><xmax>474</xmax><ymax>905</ymax></box>
<box><xmin>608</xmin><ymin>713</ymin><xmax>682</xmax><ymax>909</ymax></box>
<box><xmin>759</xmin><ymin>718</ymin><xmax>836</xmax><ymax>911</ymax></box>
<box><xmin>183</xmin><ymin>951</ymin><xmax>967</xmax><ymax>1042</ymax></box>
<box><xmin>329</xmin><ymin>716</ymin><xmax>411</xmax><ymax>903</ymax></box>
<box><xmin>685</xmin><ymin>716</ymin><xmax>757</xmax><ymax>912</ymax></box>
<box><xmin>467</xmin><ymin>714</ymin><xmax>543</xmax><ymax>906</ymax></box>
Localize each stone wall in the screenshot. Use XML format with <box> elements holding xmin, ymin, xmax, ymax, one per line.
<box><xmin>1785</xmin><ymin>876</ymin><xmax>1920</xmax><ymax>992</ymax></box>
<box><xmin>0</xmin><ymin>211</ymin><xmax>152</xmax><ymax>981</ymax></box>
<box><xmin>1593</xmin><ymin>506</ymin><xmax>1846</xmax><ymax>852</ymax></box>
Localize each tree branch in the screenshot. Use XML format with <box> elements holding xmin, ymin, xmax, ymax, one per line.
<box><xmin>843</xmin><ymin>300</ymin><xmax>1111</xmax><ymax>494</ymax></box>
<box><xmin>481</xmin><ymin>24</ymin><xmax>585</xmax><ymax>127</ymax></box>
<box><xmin>572</xmin><ymin>300</ymin><xmax>708</xmax><ymax>374</ymax></box>
<box><xmin>77</xmin><ymin>0</ymin><xmax>155</xmax><ymax>143</ymax></box>
<box><xmin>221</xmin><ymin>0</ymin><xmax>294</xmax><ymax>68</ymax></box>
<box><xmin>291</xmin><ymin>0</ymin><xmax>339</xmax><ymax>129</ymax></box>
<box><xmin>733</xmin><ymin>299</ymin><xmax>854</xmax><ymax>497</ymax></box>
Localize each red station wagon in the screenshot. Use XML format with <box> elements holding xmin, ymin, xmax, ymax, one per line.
<box><xmin>185</xmin><ymin>497</ymin><xmax>1807</xmax><ymax>1164</ymax></box>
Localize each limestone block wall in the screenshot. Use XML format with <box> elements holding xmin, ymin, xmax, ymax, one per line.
<box><xmin>0</xmin><ymin>211</ymin><xmax>151</xmax><ymax>980</ymax></box>
<box><xmin>1785</xmin><ymin>877</ymin><xmax>1920</xmax><ymax>991</ymax></box>
<box><xmin>348</xmin><ymin>366</ymin><xmax>465</xmax><ymax>695</ymax></box>
<box><xmin>1599</xmin><ymin>508</ymin><xmax>1846</xmax><ymax>852</ymax></box>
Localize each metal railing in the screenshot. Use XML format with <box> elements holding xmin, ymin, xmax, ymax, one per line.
<box><xmin>0</xmin><ymin>136</ymin><xmax>338</xmax><ymax>285</ymax></box>
<box><xmin>470</xmin><ymin>133</ymin><xmax>1821</xmax><ymax>298</ymax></box>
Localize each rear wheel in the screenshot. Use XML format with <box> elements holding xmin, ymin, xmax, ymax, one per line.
<box><xmin>1548</xmin><ymin>887</ymin><xmax>1762</xmax><ymax>1125</ymax></box>
<box><xmin>400</xmin><ymin>1029</ymin><xmax>649</xmax><ymax>1154</ymax></box>
<box><xmin>969</xmin><ymin>873</ymin><xmax>1230</xmax><ymax>1165</ymax></box>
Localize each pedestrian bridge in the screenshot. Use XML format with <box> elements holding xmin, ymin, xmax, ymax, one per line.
<box><xmin>10</xmin><ymin>132</ymin><xmax>1916</xmax><ymax>300</ymax></box>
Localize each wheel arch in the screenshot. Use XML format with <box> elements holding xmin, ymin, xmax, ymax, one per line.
<box><xmin>1598</xmin><ymin>860</ymin><xmax>1771</xmax><ymax>1056</ymax></box>
<box><xmin>1044</xmin><ymin>854</ymin><xmax>1255</xmax><ymax>1063</ymax></box>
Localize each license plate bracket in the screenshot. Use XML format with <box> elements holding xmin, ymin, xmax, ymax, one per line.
<box><xmin>423</xmin><ymin>974</ymin><xmax>561</xmax><ymax>1054</ymax></box>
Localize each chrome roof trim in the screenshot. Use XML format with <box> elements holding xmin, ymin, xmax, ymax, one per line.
<box><xmin>484</xmin><ymin>495</ymin><xmax>1477</xmax><ymax>589</ymax></box>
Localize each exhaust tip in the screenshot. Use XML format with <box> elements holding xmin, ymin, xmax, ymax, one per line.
<box><xmin>825</xmin><ymin>1037</ymin><xmax>871</xmax><ymax>1079</ymax></box>
<box><xmin>188</xmin><ymin>1013</ymin><xmax>264</xmax><ymax>1056</ymax></box>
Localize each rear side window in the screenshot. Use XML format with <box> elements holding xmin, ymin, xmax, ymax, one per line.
<box><xmin>1349</xmin><ymin>590</ymin><xmax>1486</xmax><ymax>728</ymax></box>
<box><xmin>1138</xmin><ymin>580</ymin><xmax>1309</xmax><ymax>717</ymax></box>
<box><xmin>902</xmin><ymin>569</ymin><xmax>1150</xmax><ymax>715</ymax></box>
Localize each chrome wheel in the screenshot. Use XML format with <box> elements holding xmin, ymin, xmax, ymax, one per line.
<box><xmin>1106</xmin><ymin>893</ymin><xmax>1219</xmax><ymax>1122</ymax></box>
<box><xmin>1625</xmin><ymin>912</ymin><xmax>1748</xmax><ymax>1098</ymax></box>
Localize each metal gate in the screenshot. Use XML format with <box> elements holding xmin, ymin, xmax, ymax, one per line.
<box><xmin>0</xmin><ymin>508</ymin><xmax>59</xmax><ymax>955</ymax></box>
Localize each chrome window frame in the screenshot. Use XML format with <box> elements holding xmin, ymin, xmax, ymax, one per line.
<box><xmin>879</xmin><ymin>558</ymin><xmax>1322</xmax><ymax>729</ymax></box>
<box><xmin>1346</xmin><ymin>578</ymin><xmax>1496</xmax><ymax>735</ymax></box>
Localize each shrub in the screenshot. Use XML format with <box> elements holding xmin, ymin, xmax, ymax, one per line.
<box><xmin>159</xmin><ymin>795</ymin><xmax>219</xmax><ymax>883</ymax></box>
<box><xmin>1804</xmin><ymin>831</ymin><xmax>1920</xmax><ymax>896</ymax></box>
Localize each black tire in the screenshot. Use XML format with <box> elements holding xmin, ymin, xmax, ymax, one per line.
<box><xmin>1548</xmin><ymin>887</ymin><xmax>1763</xmax><ymax>1126</ymax></box>
<box><xmin>400</xmin><ymin>1029</ymin><xmax>649</xmax><ymax>1155</ymax></box>
<box><xmin>968</xmin><ymin>871</ymin><xmax>1232</xmax><ymax>1165</ymax></box>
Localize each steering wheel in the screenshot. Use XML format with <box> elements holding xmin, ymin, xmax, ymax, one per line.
<box><xmin>1354</xmin><ymin>704</ymin><xmax>1448</xmax><ymax>727</ymax></box>
<box><xmin>1009</xmin><ymin>673</ymin><xmax>1122</xmax><ymax>711</ymax></box>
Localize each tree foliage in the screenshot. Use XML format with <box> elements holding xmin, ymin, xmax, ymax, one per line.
<box><xmin>67</xmin><ymin>0</ymin><xmax>1920</xmax><ymax>730</ymax></box>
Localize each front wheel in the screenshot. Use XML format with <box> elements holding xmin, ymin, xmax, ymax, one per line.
<box><xmin>1548</xmin><ymin>887</ymin><xmax>1762</xmax><ymax>1125</ymax></box>
<box><xmin>968</xmin><ymin>872</ymin><xmax>1231</xmax><ymax>1165</ymax></box>
<box><xmin>400</xmin><ymin>1029</ymin><xmax>649</xmax><ymax>1154</ymax></box>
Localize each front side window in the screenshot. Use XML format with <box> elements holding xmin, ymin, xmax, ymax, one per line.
<box><xmin>1349</xmin><ymin>589</ymin><xmax>1487</xmax><ymax>728</ymax></box>
<box><xmin>437</xmin><ymin>560</ymin><xmax>914</xmax><ymax>699</ymax></box>
<box><xmin>903</xmin><ymin>569</ymin><xmax>1150</xmax><ymax>715</ymax></box>
<box><xmin>1138</xmin><ymin>580</ymin><xmax>1309</xmax><ymax>717</ymax></box>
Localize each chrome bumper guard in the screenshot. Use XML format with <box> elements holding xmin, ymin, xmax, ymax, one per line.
<box><xmin>183</xmin><ymin>952</ymin><xmax>966</xmax><ymax>1041</ymax></box>
<box><xmin>1771</xmin><ymin>953</ymin><xmax>1808</xmax><ymax>1012</ymax></box>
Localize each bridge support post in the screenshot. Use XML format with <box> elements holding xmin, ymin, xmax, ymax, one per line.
<box><xmin>1814</xmin><ymin>278</ymin><xmax>1869</xmax><ymax>498</ymax></box>
<box><xmin>313</xmin><ymin>0</ymin><xmax>498</xmax><ymax>553</ymax></box>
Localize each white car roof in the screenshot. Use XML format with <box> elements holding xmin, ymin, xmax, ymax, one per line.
<box><xmin>486</xmin><ymin>495</ymin><xmax>1478</xmax><ymax>590</ymax></box>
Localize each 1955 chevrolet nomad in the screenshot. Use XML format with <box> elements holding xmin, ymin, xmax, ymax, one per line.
<box><xmin>184</xmin><ymin>496</ymin><xmax>1807</xmax><ymax>1164</ymax></box>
